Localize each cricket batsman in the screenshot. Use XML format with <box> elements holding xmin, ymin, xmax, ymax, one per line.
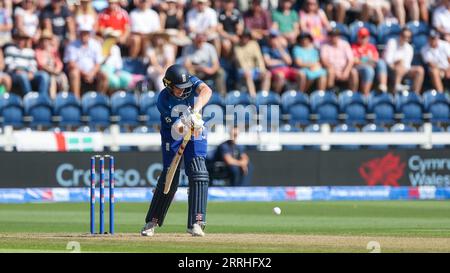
<box><xmin>141</xmin><ymin>64</ymin><xmax>212</xmax><ymax>237</ymax></box>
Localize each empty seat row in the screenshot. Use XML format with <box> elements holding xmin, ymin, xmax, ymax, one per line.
<box><xmin>0</xmin><ymin>90</ymin><xmax>161</xmax><ymax>128</ymax></box>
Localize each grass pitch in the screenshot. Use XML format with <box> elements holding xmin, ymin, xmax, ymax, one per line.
<box><xmin>0</xmin><ymin>201</ymin><xmax>449</xmax><ymax>253</ymax></box>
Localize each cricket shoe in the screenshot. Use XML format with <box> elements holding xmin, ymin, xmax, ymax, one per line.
<box><xmin>187</xmin><ymin>223</ymin><xmax>205</xmax><ymax>237</ymax></box>
<box><xmin>141</xmin><ymin>222</ymin><xmax>157</xmax><ymax>237</ymax></box>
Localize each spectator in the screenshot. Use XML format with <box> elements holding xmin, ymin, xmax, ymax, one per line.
<box><xmin>180</xmin><ymin>33</ymin><xmax>226</xmax><ymax>95</ymax></box>
<box><xmin>64</xmin><ymin>24</ymin><xmax>108</xmax><ymax>98</ymax></box>
<box><xmin>351</xmin><ymin>27</ymin><xmax>388</xmax><ymax>95</ymax></box>
<box><xmin>159</xmin><ymin>0</ymin><xmax>185</xmax><ymax>32</ymax></box>
<box><xmin>299</xmin><ymin>0</ymin><xmax>330</xmax><ymax>46</ymax></box>
<box><xmin>421</xmin><ymin>30</ymin><xmax>450</xmax><ymax>93</ymax></box>
<box><xmin>35</xmin><ymin>30</ymin><xmax>68</xmax><ymax>99</ymax></box>
<box><xmin>392</xmin><ymin>0</ymin><xmax>429</xmax><ymax>26</ymax></box>
<box><xmin>186</xmin><ymin>0</ymin><xmax>218</xmax><ymax>39</ymax></box>
<box><xmin>271</xmin><ymin>0</ymin><xmax>299</xmax><ymax>45</ymax></box>
<box><xmin>432</xmin><ymin>0</ymin><xmax>450</xmax><ymax>42</ymax></box>
<box><xmin>146</xmin><ymin>31</ymin><xmax>176</xmax><ymax>91</ymax></box>
<box><xmin>74</xmin><ymin>0</ymin><xmax>97</xmax><ymax>33</ymax></box>
<box><xmin>0</xmin><ymin>0</ymin><xmax>13</xmax><ymax>46</ymax></box>
<box><xmin>159</xmin><ymin>0</ymin><xmax>190</xmax><ymax>47</ymax></box>
<box><xmin>101</xmin><ymin>28</ymin><xmax>141</xmax><ymax>92</ymax></box>
<box><xmin>0</xmin><ymin>48</ymin><xmax>12</xmax><ymax>94</ymax></box>
<box><xmin>383</xmin><ymin>27</ymin><xmax>424</xmax><ymax>93</ymax></box>
<box><xmin>262</xmin><ymin>30</ymin><xmax>303</xmax><ymax>93</ymax></box>
<box><xmin>40</xmin><ymin>0</ymin><xmax>76</xmax><ymax>44</ymax></box>
<box><xmin>292</xmin><ymin>32</ymin><xmax>327</xmax><ymax>92</ymax></box>
<box><xmin>320</xmin><ymin>28</ymin><xmax>358</xmax><ymax>92</ymax></box>
<box><xmin>234</xmin><ymin>29</ymin><xmax>271</xmax><ymax>97</ymax></box>
<box><xmin>243</xmin><ymin>0</ymin><xmax>272</xmax><ymax>40</ymax></box>
<box><xmin>334</xmin><ymin>0</ymin><xmax>394</xmax><ymax>25</ymax></box>
<box><xmin>13</xmin><ymin>0</ymin><xmax>40</xmax><ymax>44</ymax></box>
<box><xmin>128</xmin><ymin>0</ymin><xmax>161</xmax><ymax>58</ymax></box>
<box><xmin>213</xmin><ymin>126</ymin><xmax>252</xmax><ymax>186</ymax></box>
<box><xmin>4</xmin><ymin>31</ymin><xmax>49</xmax><ymax>96</ymax></box>
<box><xmin>217</xmin><ymin>0</ymin><xmax>244</xmax><ymax>57</ymax></box>
<box><xmin>98</xmin><ymin>0</ymin><xmax>130</xmax><ymax>45</ymax></box>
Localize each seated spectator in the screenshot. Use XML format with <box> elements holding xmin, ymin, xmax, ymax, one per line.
<box><xmin>320</xmin><ymin>28</ymin><xmax>358</xmax><ymax>92</ymax></box>
<box><xmin>271</xmin><ymin>0</ymin><xmax>299</xmax><ymax>45</ymax></box>
<box><xmin>74</xmin><ymin>0</ymin><xmax>97</xmax><ymax>32</ymax></box>
<box><xmin>146</xmin><ymin>31</ymin><xmax>176</xmax><ymax>91</ymax></box>
<box><xmin>64</xmin><ymin>25</ymin><xmax>108</xmax><ymax>98</ymax></box>
<box><xmin>0</xmin><ymin>48</ymin><xmax>12</xmax><ymax>94</ymax></box>
<box><xmin>234</xmin><ymin>29</ymin><xmax>271</xmax><ymax>97</ymax></box>
<box><xmin>35</xmin><ymin>30</ymin><xmax>68</xmax><ymax>99</ymax></box>
<box><xmin>351</xmin><ymin>27</ymin><xmax>388</xmax><ymax>95</ymax></box>
<box><xmin>101</xmin><ymin>28</ymin><xmax>142</xmax><ymax>93</ymax></box>
<box><xmin>292</xmin><ymin>32</ymin><xmax>327</xmax><ymax>92</ymax></box>
<box><xmin>243</xmin><ymin>0</ymin><xmax>272</xmax><ymax>40</ymax></box>
<box><xmin>40</xmin><ymin>0</ymin><xmax>76</xmax><ymax>45</ymax></box>
<box><xmin>180</xmin><ymin>33</ymin><xmax>226</xmax><ymax>95</ymax></box>
<box><xmin>392</xmin><ymin>0</ymin><xmax>429</xmax><ymax>26</ymax></box>
<box><xmin>213</xmin><ymin>126</ymin><xmax>252</xmax><ymax>186</ymax></box>
<box><xmin>218</xmin><ymin>0</ymin><xmax>244</xmax><ymax>57</ymax></box>
<box><xmin>421</xmin><ymin>30</ymin><xmax>450</xmax><ymax>93</ymax></box>
<box><xmin>0</xmin><ymin>0</ymin><xmax>13</xmax><ymax>46</ymax></box>
<box><xmin>128</xmin><ymin>0</ymin><xmax>160</xmax><ymax>58</ymax></box>
<box><xmin>262</xmin><ymin>30</ymin><xmax>303</xmax><ymax>93</ymax></box>
<box><xmin>186</xmin><ymin>0</ymin><xmax>219</xmax><ymax>50</ymax></box>
<box><xmin>4</xmin><ymin>31</ymin><xmax>49</xmax><ymax>96</ymax></box>
<box><xmin>432</xmin><ymin>0</ymin><xmax>450</xmax><ymax>42</ymax></box>
<box><xmin>299</xmin><ymin>0</ymin><xmax>330</xmax><ymax>46</ymax></box>
<box><xmin>334</xmin><ymin>0</ymin><xmax>394</xmax><ymax>25</ymax></box>
<box><xmin>98</xmin><ymin>0</ymin><xmax>130</xmax><ymax>45</ymax></box>
<box><xmin>13</xmin><ymin>0</ymin><xmax>40</xmax><ymax>45</ymax></box>
<box><xmin>383</xmin><ymin>27</ymin><xmax>424</xmax><ymax>93</ymax></box>
<box><xmin>159</xmin><ymin>0</ymin><xmax>189</xmax><ymax>47</ymax></box>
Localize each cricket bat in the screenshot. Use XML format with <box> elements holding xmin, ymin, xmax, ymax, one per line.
<box><xmin>163</xmin><ymin>124</ymin><xmax>194</xmax><ymax>194</ymax></box>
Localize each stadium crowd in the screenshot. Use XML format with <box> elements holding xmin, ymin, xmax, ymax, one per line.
<box><xmin>0</xmin><ymin>0</ymin><xmax>447</xmax><ymax>99</ymax></box>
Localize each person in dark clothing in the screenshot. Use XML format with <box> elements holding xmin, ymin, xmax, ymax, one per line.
<box><xmin>214</xmin><ymin>126</ymin><xmax>252</xmax><ymax>186</ymax></box>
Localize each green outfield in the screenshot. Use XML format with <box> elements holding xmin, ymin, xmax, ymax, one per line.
<box><xmin>0</xmin><ymin>201</ymin><xmax>450</xmax><ymax>253</ymax></box>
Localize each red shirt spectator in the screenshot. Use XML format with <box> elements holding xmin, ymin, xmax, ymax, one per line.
<box><xmin>351</xmin><ymin>28</ymin><xmax>379</xmax><ymax>62</ymax></box>
<box><xmin>98</xmin><ymin>0</ymin><xmax>129</xmax><ymax>43</ymax></box>
<box><xmin>243</xmin><ymin>0</ymin><xmax>272</xmax><ymax>40</ymax></box>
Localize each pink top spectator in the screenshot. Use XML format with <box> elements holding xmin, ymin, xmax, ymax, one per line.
<box><xmin>321</xmin><ymin>39</ymin><xmax>354</xmax><ymax>74</ymax></box>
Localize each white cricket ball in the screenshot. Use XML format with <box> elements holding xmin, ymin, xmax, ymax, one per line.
<box><xmin>273</xmin><ymin>207</ymin><xmax>281</xmax><ymax>215</ymax></box>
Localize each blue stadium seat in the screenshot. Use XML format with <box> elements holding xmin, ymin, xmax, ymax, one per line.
<box><xmin>330</xmin><ymin>21</ymin><xmax>350</xmax><ymax>41</ymax></box>
<box><xmin>422</xmin><ymin>90</ymin><xmax>450</xmax><ymax>123</ymax></box>
<box><xmin>338</xmin><ymin>90</ymin><xmax>367</xmax><ymax>125</ymax></box>
<box><xmin>332</xmin><ymin>124</ymin><xmax>360</xmax><ymax>150</ymax></box>
<box><xmin>310</xmin><ymin>90</ymin><xmax>339</xmax><ymax>124</ymax></box>
<box><xmin>406</xmin><ymin>21</ymin><xmax>430</xmax><ymax>51</ymax></box>
<box><xmin>225</xmin><ymin>90</ymin><xmax>255</xmax><ymax>126</ymax></box>
<box><xmin>377</xmin><ymin>22</ymin><xmax>401</xmax><ymax>45</ymax></box>
<box><xmin>361</xmin><ymin>123</ymin><xmax>388</xmax><ymax>150</ymax></box>
<box><xmin>54</xmin><ymin>91</ymin><xmax>82</xmax><ymax>127</ymax></box>
<box><xmin>225</xmin><ymin>90</ymin><xmax>253</xmax><ymax>106</ymax></box>
<box><xmin>367</xmin><ymin>92</ymin><xmax>395</xmax><ymax>125</ymax></box>
<box><xmin>406</xmin><ymin>21</ymin><xmax>429</xmax><ymax>36</ymax></box>
<box><xmin>0</xmin><ymin>93</ymin><xmax>24</xmax><ymax>127</ymax></box>
<box><xmin>133</xmin><ymin>125</ymin><xmax>156</xmax><ymax>134</ymax></box>
<box><xmin>281</xmin><ymin>90</ymin><xmax>309</xmax><ymax>113</ymax></box>
<box><xmin>206</xmin><ymin>92</ymin><xmax>224</xmax><ymax>108</ymax></box>
<box><xmin>111</xmin><ymin>91</ymin><xmax>140</xmax><ymax>126</ymax></box>
<box><xmin>140</xmin><ymin>91</ymin><xmax>160</xmax><ymax>126</ymax></box>
<box><xmin>255</xmin><ymin>90</ymin><xmax>281</xmax><ymax>124</ymax></box>
<box><xmin>23</xmin><ymin>92</ymin><xmax>53</xmax><ymax>128</ymax></box>
<box><xmin>122</xmin><ymin>57</ymin><xmax>147</xmax><ymax>75</ymax></box>
<box><xmin>280</xmin><ymin>123</ymin><xmax>303</xmax><ymax>150</ymax></box>
<box><xmin>349</xmin><ymin>21</ymin><xmax>377</xmax><ymax>44</ymax></box>
<box><xmin>81</xmin><ymin>91</ymin><xmax>111</xmax><ymax>127</ymax></box>
<box><xmin>304</xmin><ymin>123</ymin><xmax>321</xmax><ymax>150</ymax></box>
<box><xmin>390</xmin><ymin>123</ymin><xmax>418</xmax><ymax>149</ymax></box>
<box><xmin>395</xmin><ymin>91</ymin><xmax>423</xmax><ymax>124</ymax></box>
